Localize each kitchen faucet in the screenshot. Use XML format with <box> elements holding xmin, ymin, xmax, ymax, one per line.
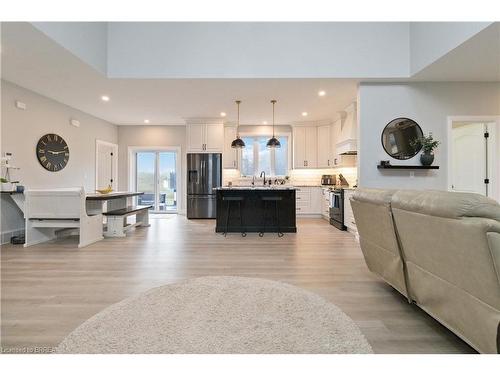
<box><xmin>260</xmin><ymin>171</ymin><xmax>266</xmax><ymax>185</ymax></box>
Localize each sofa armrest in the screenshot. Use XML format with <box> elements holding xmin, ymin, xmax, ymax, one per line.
<box><xmin>487</xmin><ymin>230</ymin><xmax>500</xmax><ymax>286</ymax></box>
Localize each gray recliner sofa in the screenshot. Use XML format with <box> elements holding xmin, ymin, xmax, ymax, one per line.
<box><xmin>351</xmin><ymin>188</ymin><xmax>500</xmax><ymax>354</ymax></box>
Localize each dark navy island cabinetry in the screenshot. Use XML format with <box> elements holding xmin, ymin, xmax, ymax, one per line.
<box><xmin>214</xmin><ymin>187</ymin><xmax>297</xmax><ymax>234</ymax></box>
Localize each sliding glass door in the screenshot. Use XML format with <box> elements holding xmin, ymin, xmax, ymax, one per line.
<box><xmin>136</xmin><ymin>151</ymin><xmax>177</xmax><ymax>212</ymax></box>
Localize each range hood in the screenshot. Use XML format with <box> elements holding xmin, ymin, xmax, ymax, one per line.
<box><xmin>336</xmin><ymin>139</ymin><xmax>357</xmax><ymax>155</ymax></box>
<box><xmin>335</xmin><ymin>102</ymin><xmax>358</xmax><ymax>155</ymax></box>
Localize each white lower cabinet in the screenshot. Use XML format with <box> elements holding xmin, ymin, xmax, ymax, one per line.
<box><xmin>295</xmin><ymin>187</ymin><xmax>322</xmax><ymax>215</ymax></box>
<box><xmin>343</xmin><ymin>189</ymin><xmax>358</xmax><ymax>235</ymax></box>
<box><xmin>321</xmin><ymin>188</ymin><xmax>330</xmax><ymax>220</ymax></box>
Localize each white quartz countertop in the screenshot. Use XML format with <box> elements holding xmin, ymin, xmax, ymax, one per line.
<box><xmin>214</xmin><ymin>186</ymin><xmax>299</xmax><ymax>190</ymax></box>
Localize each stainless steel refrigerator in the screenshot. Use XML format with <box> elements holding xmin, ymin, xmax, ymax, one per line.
<box><xmin>186</xmin><ymin>153</ymin><xmax>222</xmax><ymax>219</ymax></box>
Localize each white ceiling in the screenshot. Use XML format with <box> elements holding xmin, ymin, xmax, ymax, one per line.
<box><xmin>1</xmin><ymin>23</ymin><xmax>358</xmax><ymax>126</ymax></box>
<box><xmin>411</xmin><ymin>23</ymin><xmax>500</xmax><ymax>81</ymax></box>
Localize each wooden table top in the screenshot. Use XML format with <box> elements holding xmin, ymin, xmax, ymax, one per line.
<box><xmin>86</xmin><ymin>191</ymin><xmax>144</xmax><ymax>201</ymax></box>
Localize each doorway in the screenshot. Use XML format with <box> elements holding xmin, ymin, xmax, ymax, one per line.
<box><xmin>95</xmin><ymin>140</ymin><xmax>118</xmax><ymax>191</ymax></box>
<box><xmin>448</xmin><ymin>118</ymin><xmax>498</xmax><ymax>200</ymax></box>
<box><xmin>133</xmin><ymin>149</ymin><xmax>179</xmax><ymax>213</ymax></box>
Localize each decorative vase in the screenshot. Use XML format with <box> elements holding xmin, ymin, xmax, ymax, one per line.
<box><xmin>420</xmin><ymin>152</ymin><xmax>434</xmax><ymax>166</ymax></box>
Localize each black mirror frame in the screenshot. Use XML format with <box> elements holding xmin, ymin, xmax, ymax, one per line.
<box><xmin>381</xmin><ymin>117</ymin><xmax>423</xmax><ymax>160</ymax></box>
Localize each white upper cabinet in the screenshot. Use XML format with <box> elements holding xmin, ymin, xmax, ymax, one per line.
<box><xmin>223</xmin><ymin>126</ymin><xmax>238</xmax><ymax>169</ymax></box>
<box><xmin>293</xmin><ymin>127</ymin><xmax>306</xmax><ymax>169</ymax></box>
<box><xmin>305</xmin><ymin>127</ymin><xmax>318</xmax><ymax>168</ymax></box>
<box><xmin>317</xmin><ymin>124</ymin><xmax>332</xmax><ymax>168</ymax></box>
<box><xmin>187</xmin><ymin>124</ymin><xmax>205</xmax><ymax>153</ymax></box>
<box><xmin>187</xmin><ymin>122</ymin><xmax>224</xmax><ymax>153</ymax></box>
<box><xmin>205</xmin><ymin>123</ymin><xmax>224</xmax><ymax>152</ymax></box>
<box><xmin>293</xmin><ymin>126</ymin><xmax>317</xmax><ymax>169</ymax></box>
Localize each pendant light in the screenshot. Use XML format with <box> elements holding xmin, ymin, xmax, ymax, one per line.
<box><xmin>266</xmin><ymin>99</ymin><xmax>281</xmax><ymax>148</ymax></box>
<box><xmin>231</xmin><ymin>100</ymin><xmax>245</xmax><ymax>148</ymax></box>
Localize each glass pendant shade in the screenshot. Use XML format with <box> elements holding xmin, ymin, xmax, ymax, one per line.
<box><xmin>267</xmin><ymin>99</ymin><xmax>280</xmax><ymax>148</ymax></box>
<box><xmin>231</xmin><ymin>100</ymin><xmax>245</xmax><ymax>148</ymax></box>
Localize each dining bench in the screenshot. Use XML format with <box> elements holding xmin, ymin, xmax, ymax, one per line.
<box><xmin>24</xmin><ymin>187</ymin><xmax>103</xmax><ymax>248</ymax></box>
<box><xmin>103</xmin><ymin>205</ymin><xmax>152</xmax><ymax>237</ymax></box>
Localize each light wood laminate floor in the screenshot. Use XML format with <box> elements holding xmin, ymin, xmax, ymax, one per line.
<box><xmin>1</xmin><ymin>216</ymin><xmax>475</xmax><ymax>354</ymax></box>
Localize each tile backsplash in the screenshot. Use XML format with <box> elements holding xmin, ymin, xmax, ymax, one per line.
<box><xmin>288</xmin><ymin>167</ymin><xmax>358</xmax><ymax>187</ymax></box>
<box><xmin>223</xmin><ymin>167</ymin><xmax>357</xmax><ymax>187</ymax></box>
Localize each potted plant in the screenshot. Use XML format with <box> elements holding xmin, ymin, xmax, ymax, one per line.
<box><xmin>411</xmin><ymin>133</ymin><xmax>440</xmax><ymax>166</ymax></box>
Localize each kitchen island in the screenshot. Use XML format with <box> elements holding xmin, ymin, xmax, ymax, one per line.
<box><xmin>214</xmin><ymin>187</ymin><xmax>297</xmax><ymax>234</ymax></box>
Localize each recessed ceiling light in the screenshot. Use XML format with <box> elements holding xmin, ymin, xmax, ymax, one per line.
<box><xmin>302</xmin><ymin>112</ymin><xmax>308</xmax><ymax>117</ymax></box>
<box><xmin>101</xmin><ymin>95</ymin><xmax>110</xmax><ymax>102</ymax></box>
<box><xmin>262</xmin><ymin>121</ymin><xmax>268</xmax><ymax>125</ymax></box>
<box><xmin>144</xmin><ymin>119</ymin><xmax>150</xmax><ymax>124</ymax></box>
<box><xmin>318</xmin><ymin>90</ymin><xmax>326</xmax><ymax>97</ymax></box>
<box><xmin>220</xmin><ymin>112</ymin><xmax>227</xmax><ymax>117</ymax></box>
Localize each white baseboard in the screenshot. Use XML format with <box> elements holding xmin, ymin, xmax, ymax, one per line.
<box><xmin>1</xmin><ymin>228</ymin><xmax>24</xmax><ymax>245</ymax></box>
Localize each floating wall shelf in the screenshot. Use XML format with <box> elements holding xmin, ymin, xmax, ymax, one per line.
<box><xmin>377</xmin><ymin>164</ymin><xmax>439</xmax><ymax>170</ymax></box>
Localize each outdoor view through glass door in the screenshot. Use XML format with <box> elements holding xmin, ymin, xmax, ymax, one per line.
<box><xmin>136</xmin><ymin>151</ymin><xmax>177</xmax><ymax>212</ymax></box>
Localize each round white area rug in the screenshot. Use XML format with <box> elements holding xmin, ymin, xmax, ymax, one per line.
<box><xmin>57</xmin><ymin>276</ymin><xmax>373</xmax><ymax>354</ymax></box>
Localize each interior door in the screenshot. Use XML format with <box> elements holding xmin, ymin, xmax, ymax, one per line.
<box><xmin>451</xmin><ymin>123</ymin><xmax>489</xmax><ymax>195</ymax></box>
<box><xmin>96</xmin><ymin>141</ymin><xmax>118</xmax><ymax>190</ymax></box>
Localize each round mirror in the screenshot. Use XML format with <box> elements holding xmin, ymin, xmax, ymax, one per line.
<box><xmin>381</xmin><ymin>118</ymin><xmax>423</xmax><ymax>160</ymax></box>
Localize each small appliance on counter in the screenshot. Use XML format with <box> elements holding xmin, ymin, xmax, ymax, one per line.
<box><xmin>321</xmin><ymin>174</ymin><xmax>336</xmax><ymax>186</ymax></box>
<box><xmin>337</xmin><ymin>173</ymin><xmax>349</xmax><ymax>187</ymax></box>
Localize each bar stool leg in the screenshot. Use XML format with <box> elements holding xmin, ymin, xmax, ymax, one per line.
<box><xmin>239</xmin><ymin>201</ymin><xmax>246</xmax><ymax>237</ymax></box>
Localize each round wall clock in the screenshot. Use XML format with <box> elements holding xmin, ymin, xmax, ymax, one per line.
<box><xmin>36</xmin><ymin>133</ymin><xmax>70</xmax><ymax>172</ymax></box>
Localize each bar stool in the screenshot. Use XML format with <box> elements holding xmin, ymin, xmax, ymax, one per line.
<box><xmin>259</xmin><ymin>196</ymin><xmax>284</xmax><ymax>237</ymax></box>
<box><xmin>222</xmin><ymin>196</ymin><xmax>246</xmax><ymax>237</ymax></box>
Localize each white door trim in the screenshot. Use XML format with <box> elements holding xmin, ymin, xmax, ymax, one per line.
<box><xmin>95</xmin><ymin>139</ymin><xmax>118</xmax><ymax>191</ymax></box>
<box><xmin>447</xmin><ymin>116</ymin><xmax>500</xmax><ymax>200</ymax></box>
<box><xmin>128</xmin><ymin>146</ymin><xmax>182</xmax><ymax>213</ymax></box>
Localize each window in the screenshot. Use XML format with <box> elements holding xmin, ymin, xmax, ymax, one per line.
<box><xmin>240</xmin><ymin>135</ymin><xmax>289</xmax><ymax>176</ymax></box>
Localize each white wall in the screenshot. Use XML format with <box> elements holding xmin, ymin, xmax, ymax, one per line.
<box><xmin>32</xmin><ymin>22</ymin><xmax>108</xmax><ymax>74</ymax></box>
<box><xmin>410</xmin><ymin>22</ymin><xmax>492</xmax><ymax>75</ymax></box>
<box><xmin>358</xmin><ymin>82</ymin><xmax>500</xmax><ymax>191</ymax></box>
<box><xmin>117</xmin><ymin>126</ymin><xmax>187</xmax><ymax>212</ymax></box>
<box><xmin>0</xmin><ymin>80</ymin><xmax>118</xmax><ymax>239</ymax></box>
<box><xmin>107</xmin><ymin>22</ymin><xmax>410</xmax><ymax>78</ymax></box>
